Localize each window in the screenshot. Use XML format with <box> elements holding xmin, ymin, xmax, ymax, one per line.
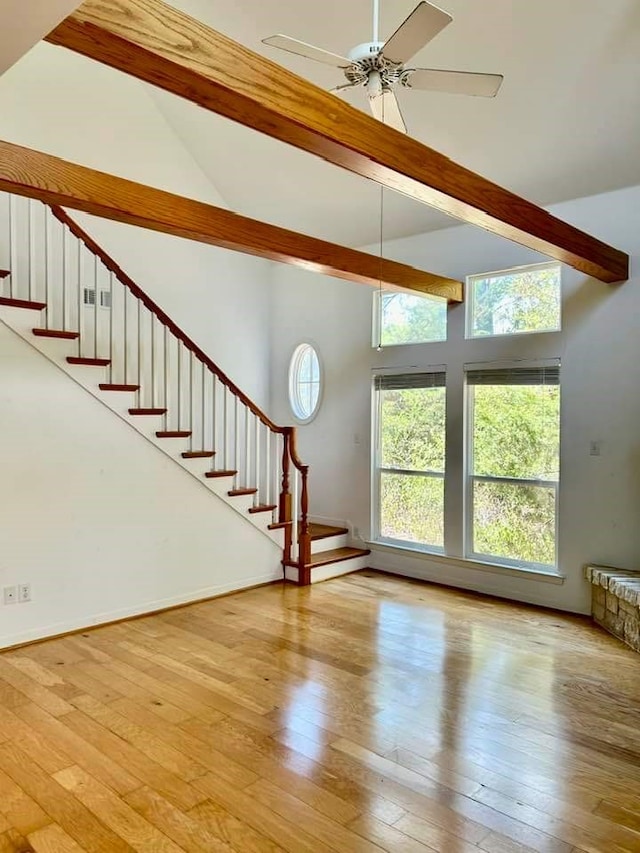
<box><xmin>466</xmin><ymin>365</ymin><xmax>560</xmax><ymax>569</ymax></box>
<box><xmin>288</xmin><ymin>343</ymin><xmax>322</xmax><ymax>423</ymax></box>
<box><xmin>467</xmin><ymin>262</ymin><xmax>561</xmax><ymax>338</ymax></box>
<box><xmin>374</xmin><ymin>372</ymin><xmax>446</xmax><ymax>551</ymax></box>
<box><xmin>374</xmin><ymin>290</ymin><xmax>447</xmax><ymax>347</ymax></box>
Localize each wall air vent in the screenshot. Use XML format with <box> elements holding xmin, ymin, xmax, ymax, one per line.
<box><xmin>83</xmin><ymin>288</ymin><xmax>111</xmax><ymax>309</ymax></box>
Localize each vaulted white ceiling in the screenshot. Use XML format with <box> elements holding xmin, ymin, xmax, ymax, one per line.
<box><xmin>0</xmin><ymin>0</ymin><xmax>80</xmax><ymax>76</ymax></box>
<box><xmin>151</xmin><ymin>0</ymin><xmax>640</xmax><ymax>246</ymax></box>
<box><xmin>2</xmin><ymin>1</ymin><xmax>639</xmax><ymax>248</ymax></box>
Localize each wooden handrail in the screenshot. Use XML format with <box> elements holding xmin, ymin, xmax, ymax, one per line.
<box><xmin>49</xmin><ymin>204</ymin><xmax>286</xmax><ymax>435</ymax></box>
<box><xmin>287</xmin><ymin>424</ymin><xmax>306</xmax><ymax>475</ymax></box>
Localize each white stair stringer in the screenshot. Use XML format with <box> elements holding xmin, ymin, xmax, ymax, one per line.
<box><xmin>0</xmin><ymin>303</ymin><xmax>285</xmax><ymax>550</ymax></box>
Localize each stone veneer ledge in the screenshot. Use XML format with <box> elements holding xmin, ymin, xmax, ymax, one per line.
<box><xmin>586</xmin><ymin>565</ymin><xmax>640</xmax><ymax>652</ymax></box>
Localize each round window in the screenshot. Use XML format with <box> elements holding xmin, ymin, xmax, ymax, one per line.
<box><xmin>288</xmin><ymin>343</ymin><xmax>322</xmax><ymax>423</ymax></box>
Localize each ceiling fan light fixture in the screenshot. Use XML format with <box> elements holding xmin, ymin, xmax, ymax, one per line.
<box><xmin>367</xmin><ymin>70</ymin><xmax>383</xmax><ymax>99</ymax></box>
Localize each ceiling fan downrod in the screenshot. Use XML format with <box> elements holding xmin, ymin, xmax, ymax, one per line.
<box><xmin>372</xmin><ymin>0</ymin><xmax>380</xmax><ymax>42</ymax></box>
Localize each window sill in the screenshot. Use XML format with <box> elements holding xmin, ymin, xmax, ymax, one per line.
<box><xmin>368</xmin><ymin>540</ymin><xmax>566</xmax><ymax>585</ymax></box>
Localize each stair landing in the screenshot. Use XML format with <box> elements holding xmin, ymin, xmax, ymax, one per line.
<box><xmin>306</xmin><ymin>522</ymin><xmax>349</xmax><ymax>541</ymax></box>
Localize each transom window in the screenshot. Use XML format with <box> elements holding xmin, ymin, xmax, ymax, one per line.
<box><xmin>467</xmin><ymin>262</ymin><xmax>561</xmax><ymax>339</ymax></box>
<box><xmin>374</xmin><ymin>371</ymin><xmax>446</xmax><ymax>552</ymax></box>
<box><xmin>466</xmin><ymin>365</ymin><xmax>560</xmax><ymax>569</ymax></box>
<box><xmin>288</xmin><ymin>343</ymin><xmax>322</xmax><ymax>423</ymax></box>
<box><xmin>374</xmin><ymin>290</ymin><xmax>447</xmax><ymax>347</ymax></box>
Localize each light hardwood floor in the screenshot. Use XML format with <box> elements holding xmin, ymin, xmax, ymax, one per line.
<box><xmin>0</xmin><ymin>571</ymin><xmax>639</xmax><ymax>853</ymax></box>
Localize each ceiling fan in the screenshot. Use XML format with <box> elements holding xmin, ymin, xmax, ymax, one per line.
<box><xmin>263</xmin><ymin>0</ymin><xmax>503</xmax><ymax>134</ymax></box>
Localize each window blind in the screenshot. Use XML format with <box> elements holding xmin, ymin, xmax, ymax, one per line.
<box><xmin>466</xmin><ymin>366</ymin><xmax>560</xmax><ymax>386</ymax></box>
<box><xmin>375</xmin><ymin>372</ymin><xmax>446</xmax><ymax>391</ymax></box>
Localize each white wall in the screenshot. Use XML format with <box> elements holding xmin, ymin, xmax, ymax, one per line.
<box><xmin>0</xmin><ymin>42</ymin><xmax>272</xmax><ymax>406</ymax></box>
<box><xmin>270</xmin><ymin>185</ymin><xmax>640</xmax><ymax>614</ymax></box>
<box><xmin>0</xmin><ymin>42</ymin><xmax>285</xmax><ymax>647</ymax></box>
<box><xmin>0</xmin><ymin>323</ymin><xmax>281</xmax><ymax>649</ymax></box>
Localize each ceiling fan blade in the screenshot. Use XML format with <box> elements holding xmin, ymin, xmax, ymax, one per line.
<box><xmin>381</xmin><ymin>2</ymin><xmax>453</xmax><ymax>65</ymax></box>
<box><xmin>369</xmin><ymin>90</ymin><xmax>407</xmax><ymax>134</ymax></box>
<box><xmin>403</xmin><ymin>68</ymin><xmax>504</xmax><ymax>97</ymax></box>
<box><xmin>262</xmin><ymin>35</ymin><xmax>351</xmax><ymax>67</ymax></box>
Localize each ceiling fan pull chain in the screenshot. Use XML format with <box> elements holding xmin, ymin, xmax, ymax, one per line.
<box><xmin>377</xmin><ymin>182</ymin><xmax>385</xmax><ymax>352</ymax></box>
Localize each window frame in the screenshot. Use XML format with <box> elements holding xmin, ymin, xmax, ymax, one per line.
<box><xmin>464</xmin><ymin>365</ymin><xmax>560</xmax><ymax>571</ymax></box>
<box><xmin>288</xmin><ymin>342</ymin><xmax>323</xmax><ymax>424</ymax></box>
<box><xmin>372</xmin><ymin>368</ymin><xmax>447</xmax><ymax>555</ymax></box>
<box><xmin>372</xmin><ymin>289</ymin><xmax>448</xmax><ymax>349</ymax></box>
<box><xmin>465</xmin><ymin>261</ymin><xmax>562</xmax><ymax>341</ymax></box>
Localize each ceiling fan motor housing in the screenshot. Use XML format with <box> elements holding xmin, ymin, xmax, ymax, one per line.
<box><xmin>344</xmin><ymin>42</ymin><xmax>404</xmax><ymax>90</ymax></box>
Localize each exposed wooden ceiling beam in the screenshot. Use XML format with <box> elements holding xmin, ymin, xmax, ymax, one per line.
<box><xmin>0</xmin><ymin>140</ymin><xmax>462</xmax><ymax>300</ymax></box>
<box><xmin>45</xmin><ymin>0</ymin><xmax>628</xmax><ymax>284</ymax></box>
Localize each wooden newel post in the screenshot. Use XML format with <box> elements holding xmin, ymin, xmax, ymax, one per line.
<box><xmin>279</xmin><ymin>429</ymin><xmax>292</xmax><ymax>565</ymax></box>
<box><xmin>298</xmin><ymin>465</ymin><xmax>312</xmax><ymax>579</ymax></box>
<box><xmin>279</xmin><ymin>429</ymin><xmax>292</xmax><ymax>523</ymax></box>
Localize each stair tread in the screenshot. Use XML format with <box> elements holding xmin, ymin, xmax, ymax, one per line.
<box><xmin>99</xmin><ymin>384</ymin><xmax>139</xmax><ymax>392</ymax></box>
<box><xmin>306</xmin><ymin>522</ymin><xmax>349</xmax><ymax>541</ymax></box>
<box><xmin>0</xmin><ymin>296</ymin><xmax>46</xmax><ymax>310</ymax></box>
<box><xmin>156</xmin><ymin>431</ymin><xmax>191</xmax><ymax>438</ymax></box>
<box><xmin>33</xmin><ymin>328</ymin><xmax>79</xmax><ymax>340</ymax></box>
<box><xmin>0</xmin><ymin>270</ymin><xmax>9</xmax><ymax>278</ymax></box>
<box><xmin>248</xmin><ymin>504</ymin><xmax>277</xmax><ymax>514</ymax></box>
<box><xmin>182</xmin><ymin>451</ymin><xmax>215</xmax><ymax>459</ymax></box>
<box><xmin>205</xmin><ymin>470</ymin><xmax>237</xmax><ymax>478</ymax></box>
<box><xmin>67</xmin><ymin>357</ymin><xmax>110</xmax><ymax>366</ymax></box>
<box><xmin>268</xmin><ymin>521</ymin><xmax>291</xmax><ymax>530</ymax></box>
<box><xmin>228</xmin><ymin>488</ymin><xmax>258</xmax><ymax>497</ymax></box>
<box><xmin>129</xmin><ymin>408</ymin><xmax>167</xmax><ymax>415</ymax></box>
<box><xmin>287</xmin><ymin>547</ymin><xmax>370</xmax><ymax>570</ymax></box>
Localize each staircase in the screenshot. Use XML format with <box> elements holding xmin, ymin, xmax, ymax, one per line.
<box><xmin>0</xmin><ymin>193</ymin><xmax>369</xmax><ymax>585</ymax></box>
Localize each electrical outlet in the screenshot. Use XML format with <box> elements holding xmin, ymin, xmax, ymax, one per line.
<box><xmin>18</xmin><ymin>583</ymin><xmax>31</xmax><ymax>603</ymax></box>
<box><xmin>3</xmin><ymin>586</ymin><xmax>17</xmax><ymax>605</ymax></box>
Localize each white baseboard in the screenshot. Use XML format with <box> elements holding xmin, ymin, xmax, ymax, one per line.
<box><xmin>0</xmin><ymin>570</ymin><xmax>282</xmax><ymax>650</ymax></box>
<box><xmin>370</xmin><ymin>546</ymin><xmax>586</xmax><ymax>614</ymax></box>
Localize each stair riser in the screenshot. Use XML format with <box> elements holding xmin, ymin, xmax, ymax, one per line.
<box><xmin>28</xmin><ymin>332</ymin><xmax>78</xmax><ymax>362</ymax></box>
<box><xmin>285</xmin><ymin>555</ymin><xmax>369</xmax><ymax>585</ymax></box>
<box><xmin>179</xmin><ymin>456</ymin><xmax>218</xmax><ymax>478</ymax></box>
<box><xmin>225</xmin><ymin>493</ymin><xmax>256</xmax><ymax>515</ymax></box>
<box><xmin>63</xmin><ymin>362</ymin><xmax>111</xmax><ymax>388</ymax></box>
<box><xmin>249</xmin><ymin>510</ymin><xmax>278</xmax><ymax>533</ymax></box>
<box><xmin>31</xmin><ymin>335</ymin><xmax>78</xmax><ymax>363</ymax></box>
<box><xmin>311</xmin><ymin>533</ymin><xmax>349</xmax><ymax>554</ymax></box>
<box><xmin>125</xmin><ymin>414</ymin><xmax>166</xmax><ymax>434</ymax></box>
<box><xmin>0</xmin><ymin>305</ymin><xmax>47</xmax><ymax>334</ymax></box>
<box><xmin>88</xmin><ymin>392</ymin><xmax>138</xmax><ymax>420</ymax></box>
<box><xmin>203</xmin><ymin>475</ymin><xmax>237</xmax><ymax>497</ymax></box>
<box><xmin>149</xmin><ymin>434</ymin><xmax>191</xmax><ymax>455</ymax></box>
<box><xmin>266</xmin><ymin>527</ymin><xmax>285</xmax><ymax>547</ymax></box>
